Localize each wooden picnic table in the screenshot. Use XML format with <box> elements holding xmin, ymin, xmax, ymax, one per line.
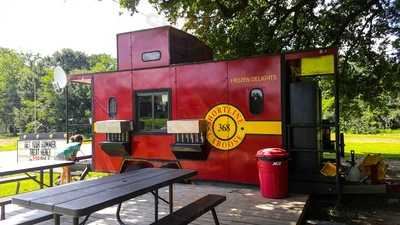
<box><xmin>0</xmin><ymin>160</ymin><xmax>74</xmax><ymax>189</ymax></box>
<box><xmin>12</xmin><ymin>168</ymin><xmax>197</xmax><ymax>225</ymax></box>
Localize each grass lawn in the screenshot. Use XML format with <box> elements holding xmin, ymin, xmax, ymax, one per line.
<box><xmin>0</xmin><ymin>136</ymin><xmax>17</xmax><ymax>151</ymax></box>
<box><xmin>0</xmin><ymin>172</ymin><xmax>110</xmax><ymax>198</ymax></box>
<box><xmin>344</xmin><ymin>129</ymin><xmax>400</xmax><ymax>159</ymax></box>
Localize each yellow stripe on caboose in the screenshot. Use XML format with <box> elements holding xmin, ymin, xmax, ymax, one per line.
<box><xmin>243</xmin><ymin>121</ymin><xmax>282</xmax><ymax>135</ymax></box>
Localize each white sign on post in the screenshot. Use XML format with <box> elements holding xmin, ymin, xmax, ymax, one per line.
<box><xmin>17</xmin><ymin>133</ymin><xmax>68</xmax><ymax>162</ymax></box>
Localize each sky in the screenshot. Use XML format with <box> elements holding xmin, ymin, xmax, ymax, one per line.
<box><xmin>0</xmin><ymin>0</ymin><xmax>177</xmax><ymax>57</ymax></box>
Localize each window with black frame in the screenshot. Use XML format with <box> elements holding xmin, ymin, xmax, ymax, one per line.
<box><xmin>249</xmin><ymin>88</ymin><xmax>264</xmax><ymax>115</ymax></box>
<box><xmin>136</xmin><ymin>90</ymin><xmax>169</xmax><ymax>132</ymax></box>
<box><xmin>108</xmin><ymin>97</ymin><xmax>117</xmax><ymax>119</ymax></box>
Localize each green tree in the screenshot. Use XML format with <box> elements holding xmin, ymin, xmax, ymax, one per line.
<box><xmin>120</xmin><ymin>0</ymin><xmax>400</xmax><ymax>132</ymax></box>
<box><xmin>40</xmin><ymin>50</ymin><xmax>116</xmax><ymax>135</ymax></box>
<box><xmin>0</xmin><ymin>48</ymin><xmax>32</xmax><ymax>134</ymax></box>
<box><xmin>88</xmin><ymin>54</ymin><xmax>117</xmax><ymax>72</ymax></box>
<box><xmin>44</xmin><ymin>48</ymin><xmax>90</xmax><ymax>74</ymax></box>
<box><xmin>0</xmin><ymin>47</ymin><xmax>116</xmax><ymax>135</ymax></box>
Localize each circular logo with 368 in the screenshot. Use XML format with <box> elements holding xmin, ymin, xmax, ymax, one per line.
<box><xmin>205</xmin><ymin>104</ymin><xmax>246</xmax><ymax>150</ymax></box>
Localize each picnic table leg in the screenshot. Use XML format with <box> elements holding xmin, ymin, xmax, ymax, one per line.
<box><xmin>79</xmin><ymin>164</ymin><xmax>91</xmax><ymax>181</ymax></box>
<box><xmin>54</xmin><ymin>214</ymin><xmax>61</xmax><ymax>225</ymax></box>
<box><xmin>211</xmin><ymin>208</ymin><xmax>220</xmax><ymax>225</ymax></box>
<box><xmin>49</xmin><ymin>168</ymin><xmax>53</xmax><ymax>187</ymax></box>
<box><xmin>169</xmin><ymin>184</ymin><xmax>173</xmax><ymax>214</ymax></box>
<box><xmin>73</xmin><ymin>217</ymin><xmax>79</xmax><ymax>225</ymax></box>
<box><xmin>154</xmin><ymin>188</ymin><xmax>159</xmax><ymax>222</ymax></box>
<box><xmin>40</xmin><ymin>170</ymin><xmax>44</xmax><ymax>189</ymax></box>
<box><xmin>1</xmin><ymin>205</ymin><xmax>5</xmax><ymax>220</ymax></box>
<box><xmin>116</xmin><ymin>203</ymin><xmax>126</xmax><ymax>225</ymax></box>
<box><xmin>79</xmin><ymin>214</ymin><xmax>91</xmax><ymax>225</ymax></box>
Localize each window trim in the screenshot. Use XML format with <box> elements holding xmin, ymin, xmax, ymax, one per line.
<box><xmin>108</xmin><ymin>97</ymin><xmax>117</xmax><ymax>119</ymax></box>
<box><xmin>249</xmin><ymin>88</ymin><xmax>264</xmax><ymax>115</ymax></box>
<box><xmin>141</xmin><ymin>50</ymin><xmax>162</xmax><ymax>62</ymax></box>
<box><xmin>134</xmin><ymin>88</ymin><xmax>171</xmax><ymax>134</ymax></box>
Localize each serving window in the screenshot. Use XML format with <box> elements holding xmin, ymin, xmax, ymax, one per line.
<box><xmin>136</xmin><ymin>90</ymin><xmax>170</xmax><ymax>132</ymax></box>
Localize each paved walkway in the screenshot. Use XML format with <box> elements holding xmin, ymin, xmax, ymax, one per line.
<box><xmin>5</xmin><ymin>182</ymin><xmax>308</xmax><ymax>225</ymax></box>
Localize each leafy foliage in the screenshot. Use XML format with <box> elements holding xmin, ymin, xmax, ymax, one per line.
<box><xmin>0</xmin><ymin>48</ymin><xmax>116</xmax><ymax>136</ymax></box>
<box><xmin>120</xmin><ymin>0</ymin><xmax>400</xmax><ymax>132</ymax></box>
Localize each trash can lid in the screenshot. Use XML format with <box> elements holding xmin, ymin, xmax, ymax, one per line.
<box><xmin>256</xmin><ymin>148</ymin><xmax>289</xmax><ymax>159</ymax></box>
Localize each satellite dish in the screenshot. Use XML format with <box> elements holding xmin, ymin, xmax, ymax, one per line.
<box><xmin>52</xmin><ymin>66</ymin><xmax>67</xmax><ymax>94</ymax></box>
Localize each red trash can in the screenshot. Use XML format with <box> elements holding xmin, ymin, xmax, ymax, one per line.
<box><xmin>256</xmin><ymin>148</ymin><xmax>289</xmax><ymax>198</ymax></box>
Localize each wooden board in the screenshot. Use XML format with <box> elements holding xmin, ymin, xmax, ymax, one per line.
<box><xmin>94</xmin><ymin>120</ymin><xmax>132</xmax><ymax>133</ymax></box>
<box><xmin>167</xmin><ymin>120</ymin><xmax>207</xmax><ymax>134</ymax></box>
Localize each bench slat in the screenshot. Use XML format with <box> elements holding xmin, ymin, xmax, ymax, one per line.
<box><xmin>151</xmin><ymin>194</ymin><xmax>226</xmax><ymax>225</ymax></box>
<box><xmin>0</xmin><ymin>175</ymin><xmax>36</xmax><ymax>185</ymax></box>
<box><xmin>0</xmin><ymin>197</ymin><xmax>11</xmax><ymax>206</ymax></box>
<box><xmin>0</xmin><ymin>210</ymin><xmax>53</xmax><ymax>225</ymax></box>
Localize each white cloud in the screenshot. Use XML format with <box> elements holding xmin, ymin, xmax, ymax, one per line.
<box><xmin>0</xmin><ymin>0</ymin><xmax>175</xmax><ymax>57</ymax></box>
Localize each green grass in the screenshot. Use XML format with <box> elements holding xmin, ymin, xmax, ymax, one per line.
<box><xmin>344</xmin><ymin>130</ymin><xmax>400</xmax><ymax>159</ymax></box>
<box><xmin>0</xmin><ymin>136</ymin><xmax>17</xmax><ymax>151</ymax></box>
<box><xmin>320</xmin><ymin>129</ymin><xmax>400</xmax><ymax>160</ymax></box>
<box><xmin>0</xmin><ymin>172</ymin><xmax>110</xmax><ymax>198</ymax></box>
<box><xmin>0</xmin><ymin>172</ymin><xmax>57</xmax><ymax>197</ymax></box>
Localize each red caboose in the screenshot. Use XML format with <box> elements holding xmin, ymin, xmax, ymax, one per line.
<box><xmin>71</xmin><ymin>26</ymin><xmax>339</xmax><ymax>189</ymax></box>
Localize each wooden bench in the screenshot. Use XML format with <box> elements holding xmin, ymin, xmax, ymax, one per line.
<box><xmin>0</xmin><ymin>209</ymin><xmax>53</xmax><ymax>225</ymax></box>
<box><xmin>151</xmin><ymin>194</ymin><xmax>226</xmax><ymax>225</ymax></box>
<box><xmin>0</xmin><ymin>175</ymin><xmax>38</xmax><ymax>220</ymax></box>
<box><xmin>0</xmin><ymin>175</ymin><xmax>36</xmax><ymax>194</ymax></box>
<box><xmin>1</xmin><ymin>196</ymin><xmax>53</xmax><ymax>224</ymax></box>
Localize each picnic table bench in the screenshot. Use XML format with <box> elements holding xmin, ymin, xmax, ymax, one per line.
<box><xmin>151</xmin><ymin>194</ymin><xmax>226</xmax><ymax>225</ymax></box>
<box><xmin>0</xmin><ymin>160</ymin><xmax>74</xmax><ymax>224</ymax></box>
<box><xmin>12</xmin><ymin>168</ymin><xmax>198</xmax><ymax>225</ymax></box>
<box><xmin>0</xmin><ymin>209</ymin><xmax>53</xmax><ymax>225</ymax></box>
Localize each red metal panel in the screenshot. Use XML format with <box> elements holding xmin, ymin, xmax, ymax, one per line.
<box><xmin>130</xmin><ymin>67</ymin><xmax>176</xmax><ymax>161</ymax></box>
<box><xmin>131</xmin><ymin>27</ymin><xmax>170</xmax><ymax>69</ymax></box>
<box><xmin>117</xmin><ymin>33</ymin><xmax>132</xmax><ymax>70</ymax></box>
<box><xmin>227</xmin><ymin>55</ymin><xmax>282</xmax><ymax>184</ymax></box>
<box><xmin>227</xmin><ymin>56</ymin><xmax>281</xmax><ymax>121</ymax></box>
<box><xmin>179</xmin><ymin>150</ymin><xmax>229</xmax><ymax>181</ymax></box>
<box><xmin>132</xmin><ymin>67</ymin><xmax>174</xmax><ymax>90</ymax></box>
<box><xmin>92</xmin><ymin>71</ymin><xmax>132</xmax><ymax>172</ymax></box>
<box><xmin>175</xmin><ymin>62</ymin><xmax>230</xmax><ymax>181</ymax></box>
<box><xmin>176</xmin><ymin>62</ymin><xmax>228</xmax><ymax>118</ymax></box>
<box><xmin>131</xmin><ymin>135</ymin><xmax>176</xmax><ymax>159</ymax></box>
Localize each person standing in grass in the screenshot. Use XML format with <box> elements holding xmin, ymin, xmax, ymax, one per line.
<box><xmin>55</xmin><ymin>134</ymin><xmax>83</xmax><ymax>184</ymax></box>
